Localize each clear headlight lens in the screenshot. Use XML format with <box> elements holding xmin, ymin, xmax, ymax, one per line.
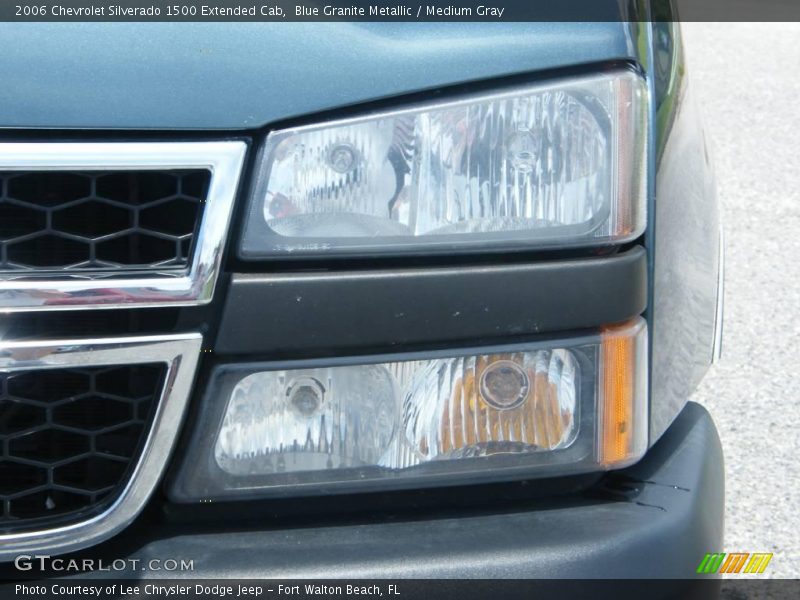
<box><xmin>240</xmin><ymin>69</ymin><xmax>647</xmax><ymax>258</ymax></box>
<box><xmin>170</xmin><ymin>319</ymin><xmax>647</xmax><ymax>500</ymax></box>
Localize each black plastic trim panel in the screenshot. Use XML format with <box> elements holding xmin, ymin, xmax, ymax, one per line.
<box><xmin>215</xmin><ymin>246</ymin><xmax>647</xmax><ymax>356</ymax></box>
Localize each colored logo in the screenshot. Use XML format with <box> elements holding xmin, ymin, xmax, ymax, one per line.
<box><xmin>697</xmin><ymin>553</ymin><xmax>773</xmax><ymax>574</ymax></box>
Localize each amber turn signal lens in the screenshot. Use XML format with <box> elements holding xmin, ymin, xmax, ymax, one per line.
<box><xmin>599</xmin><ymin>319</ymin><xmax>648</xmax><ymax>466</ymax></box>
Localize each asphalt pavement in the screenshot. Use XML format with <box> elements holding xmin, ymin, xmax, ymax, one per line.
<box><xmin>682</xmin><ymin>23</ymin><xmax>800</xmax><ymax>579</ymax></box>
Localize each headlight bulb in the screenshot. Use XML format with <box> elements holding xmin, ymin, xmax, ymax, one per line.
<box><xmin>286</xmin><ymin>377</ymin><xmax>325</xmax><ymax>418</ymax></box>
<box><xmin>479</xmin><ymin>360</ymin><xmax>530</xmax><ymax>410</ymax></box>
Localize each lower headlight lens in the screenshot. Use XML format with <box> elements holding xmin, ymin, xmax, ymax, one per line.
<box><xmin>216</xmin><ymin>365</ymin><xmax>398</xmax><ymax>474</ymax></box>
<box><xmin>171</xmin><ymin>319</ymin><xmax>647</xmax><ymax>501</ymax></box>
<box><xmin>396</xmin><ymin>350</ymin><xmax>579</xmax><ymax>466</ymax></box>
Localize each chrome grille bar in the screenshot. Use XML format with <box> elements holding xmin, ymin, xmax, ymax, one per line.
<box><xmin>0</xmin><ymin>333</ymin><xmax>201</xmax><ymax>559</ymax></box>
<box><xmin>0</xmin><ymin>141</ymin><xmax>246</xmax><ymax>312</ymax></box>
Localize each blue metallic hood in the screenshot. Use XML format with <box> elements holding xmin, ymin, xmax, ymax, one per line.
<box><xmin>0</xmin><ymin>22</ymin><xmax>637</xmax><ymax>130</ymax></box>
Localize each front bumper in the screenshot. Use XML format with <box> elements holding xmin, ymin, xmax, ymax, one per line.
<box><xmin>77</xmin><ymin>401</ymin><xmax>723</xmax><ymax>579</ymax></box>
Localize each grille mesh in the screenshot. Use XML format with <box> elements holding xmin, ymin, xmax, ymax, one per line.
<box><xmin>0</xmin><ymin>364</ymin><xmax>164</xmax><ymax>531</ymax></box>
<box><xmin>0</xmin><ymin>170</ymin><xmax>209</xmax><ymax>272</ymax></box>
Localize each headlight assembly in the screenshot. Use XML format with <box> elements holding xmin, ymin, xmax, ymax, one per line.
<box><xmin>170</xmin><ymin>319</ymin><xmax>647</xmax><ymax>501</ymax></box>
<box><xmin>240</xmin><ymin>68</ymin><xmax>648</xmax><ymax>259</ymax></box>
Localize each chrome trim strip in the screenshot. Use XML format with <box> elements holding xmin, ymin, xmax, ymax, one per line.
<box><xmin>0</xmin><ymin>333</ymin><xmax>202</xmax><ymax>560</ymax></box>
<box><xmin>0</xmin><ymin>141</ymin><xmax>247</xmax><ymax>312</ymax></box>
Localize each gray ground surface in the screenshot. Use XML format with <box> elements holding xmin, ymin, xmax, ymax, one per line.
<box><xmin>682</xmin><ymin>23</ymin><xmax>800</xmax><ymax>579</ymax></box>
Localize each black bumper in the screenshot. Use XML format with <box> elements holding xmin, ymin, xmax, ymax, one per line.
<box><xmin>100</xmin><ymin>401</ymin><xmax>724</xmax><ymax>579</ymax></box>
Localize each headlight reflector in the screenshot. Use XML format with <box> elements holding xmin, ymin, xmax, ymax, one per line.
<box><xmin>240</xmin><ymin>69</ymin><xmax>647</xmax><ymax>258</ymax></box>
<box><xmin>170</xmin><ymin>319</ymin><xmax>647</xmax><ymax>501</ymax></box>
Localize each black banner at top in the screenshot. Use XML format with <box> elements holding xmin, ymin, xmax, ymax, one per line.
<box><xmin>2</xmin><ymin>0</ymin><xmax>800</xmax><ymax>22</ymax></box>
